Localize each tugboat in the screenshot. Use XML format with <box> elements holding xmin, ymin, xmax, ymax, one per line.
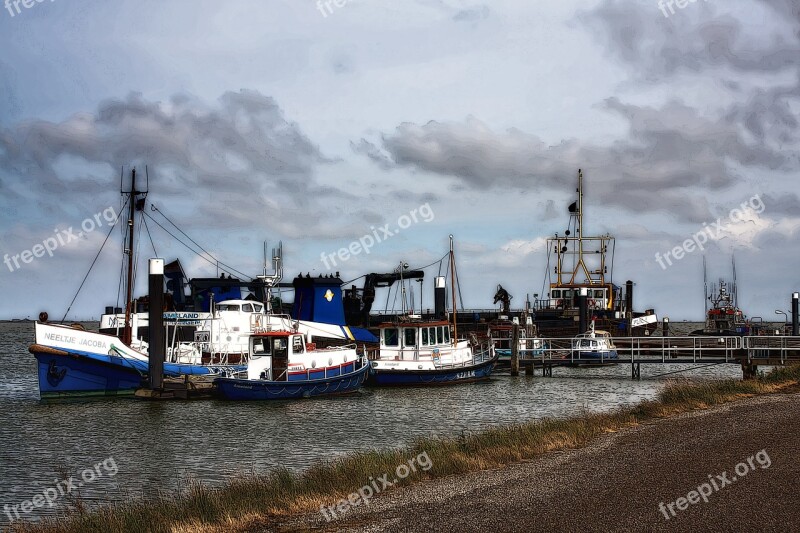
<box><xmin>367</xmin><ymin>237</ymin><xmax>497</xmax><ymax>386</ymax></box>
<box><xmin>533</xmin><ymin>169</ymin><xmax>657</xmax><ymax>336</ymax></box>
<box><xmin>213</xmin><ymin>330</ymin><xmax>369</xmax><ymax>400</ymax></box>
<box><xmin>690</xmin><ymin>258</ymin><xmax>750</xmax><ymax>336</ymax></box>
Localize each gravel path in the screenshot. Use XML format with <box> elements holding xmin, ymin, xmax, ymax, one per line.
<box><xmin>274</xmin><ymin>392</ymin><xmax>800</xmax><ymax>532</ymax></box>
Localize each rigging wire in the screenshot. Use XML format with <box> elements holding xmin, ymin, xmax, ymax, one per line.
<box><xmin>142</xmin><ymin>211</ymin><xmax>251</xmax><ymax>280</ymax></box>
<box><xmin>149</xmin><ymin>205</ymin><xmax>249</xmax><ymax>279</ymax></box>
<box><xmin>60</xmin><ymin>200</ymin><xmax>127</xmax><ymax>323</ymax></box>
<box><xmin>142</xmin><ymin>214</ymin><xmax>158</xmax><ymax>257</ymax></box>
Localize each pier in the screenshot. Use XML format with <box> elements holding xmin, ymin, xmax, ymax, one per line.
<box><xmin>506</xmin><ymin>334</ymin><xmax>800</xmax><ymax>379</ymax></box>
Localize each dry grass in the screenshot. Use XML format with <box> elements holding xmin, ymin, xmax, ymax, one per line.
<box><xmin>11</xmin><ymin>365</ymin><xmax>800</xmax><ymax>533</ymax></box>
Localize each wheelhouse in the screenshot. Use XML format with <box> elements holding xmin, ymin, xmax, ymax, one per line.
<box><xmin>379</xmin><ymin>321</ymin><xmax>452</xmax><ymax>350</ymax></box>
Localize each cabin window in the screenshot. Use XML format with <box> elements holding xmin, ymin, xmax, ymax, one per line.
<box><xmin>242</xmin><ymin>303</ymin><xmax>254</xmax><ymax>312</ymax></box>
<box><xmin>422</xmin><ymin>328</ymin><xmax>429</xmax><ymax>345</ymax></box>
<box><xmin>251</xmin><ymin>337</ymin><xmax>271</xmax><ymax>355</ymax></box>
<box><xmin>552</xmin><ymin>289</ymin><xmax>561</xmax><ymax>298</ymax></box>
<box><xmin>217</xmin><ymin>304</ymin><xmax>239</xmax><ymax>311</ymax></box>
<box><xmin>254</xmin><ymin>303</ymin><xmax>263</xmax><ymax>312</ymax></box>
<box><xmin>594</xmin><ymin>290</ymin><xmax>604</xmax><ymax>299</ymax></box>
<box><xmin>436</xmin><ymin>327</ymin><xmax>444</xmax><ymax>344</ymax></box>
<box><xmin>383</xmin><ymin>328</ymin><xmax>399</xmax><ymax>346</ymax></box>
<box><xmin>404</xmin><ymin>328</ymin><xmax>417</xmax><ymax>347</ymax></box>
<box><xmin>292</xmin><ymin>336</ymin><xmax>305</xmax><ymax>353</ymax></box>
<box><xmin>444</xmin><ymin>327</ymin><xmax>451</xmax><ymax>343</ymax></box>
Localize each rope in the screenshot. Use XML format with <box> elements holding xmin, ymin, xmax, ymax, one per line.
<box><xmin>149</xmin><ymin>205</ymin><xmax>250</xmax><ymax>279</ymax></box>
<box><xmin>142</xmin><ymin>214</ymin><xmax>158</xmax><ymax>256</ymax></box>
<box><xmin>60</xmin><ymin>198</ymin><xmax>128</xmax><ymax>323</ymax></box>
<box><xmin>142</xmin><ymin>211</ymin><xmax>251</xmax><ymax>280</ymax></box>
<box><xmin>645</xmin><ymin>362</ymin><xmax>726</xmax><ymax>379</ymax></box>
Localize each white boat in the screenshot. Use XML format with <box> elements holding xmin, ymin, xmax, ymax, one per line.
<box><xmin>571</xmin><ymin>321</ymin><xmax>618</xmax><ymax>362</ymax></box>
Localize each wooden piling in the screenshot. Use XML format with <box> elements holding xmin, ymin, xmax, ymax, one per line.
<box><xmin>511</xmin><ymin>323</ymin><xmax>520</xmax><ymax>376</ymax></box>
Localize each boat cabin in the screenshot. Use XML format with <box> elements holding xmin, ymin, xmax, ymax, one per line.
<box><xmin>377</xmin><ymin>320</ymin><xmax>458</xmax><ymax>361</ymax></box>
<box><xmin>247</xmin><ymin>331</ymin><xmax>304</xmax><ymax>380</ymax></box>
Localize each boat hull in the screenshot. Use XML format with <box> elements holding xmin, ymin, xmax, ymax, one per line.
<box><xmin>31</xmin><ymin>346</ymin><xmax>243</xmax><ymax>399</ymax></box>
<box><xmin>214</xmin><ymin>363</ymin><xmax>369</xmax><ymax>400</ymax></box>
<box><xmin>367</xmin><ymin>354</ymin><xmax>497</xmax><ymax>386</ymax></box>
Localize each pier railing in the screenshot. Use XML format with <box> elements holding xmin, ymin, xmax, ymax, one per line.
<box><xmin>497</xmin><ymin>335</ymin><xmax>800</xmax><ymax>365</ymax></box>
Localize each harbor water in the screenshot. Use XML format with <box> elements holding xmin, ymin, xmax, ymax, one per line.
<box><xmin>0</xmin><ymin>321</ymin><xmax>747</xmax><ymax>523</ymax></box>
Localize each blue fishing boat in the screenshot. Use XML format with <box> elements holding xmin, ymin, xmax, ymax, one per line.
<box><xmin>213</xmin><ymin>330</ymin><xmax>369</xmax><ymax>400</ymax></box>
<box><xmin>30</xmin><ymin>322</ymin><xmax>242</xmax><ymax>399</ymax></box>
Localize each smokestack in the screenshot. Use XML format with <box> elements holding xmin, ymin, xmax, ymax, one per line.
<box><xmin>793</xmin><ymin>292</ymin><xmax>799</xmax><ymax>337</ymax></box>
<box><xmin>434</xmin><ymin>276</ymin><xmax>446</xmax><ymax>318</ymax></box>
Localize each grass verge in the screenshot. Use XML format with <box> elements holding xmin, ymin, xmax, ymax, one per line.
<box><xmin>10</xmin><ymin>365</ymin><xmax>800</xmax><ymax>533</ymax></box>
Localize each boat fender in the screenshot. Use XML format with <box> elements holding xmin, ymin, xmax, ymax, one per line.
<box><xmin>39</xmin><ymin>311</ymin><xmax>48</xmax><ymax>323</ymax></box>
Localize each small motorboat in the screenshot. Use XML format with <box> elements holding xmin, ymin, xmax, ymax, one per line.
<box><xmin>570</xmin><ymin>321</ymin><xmax>618</xmax><ymax>364</ymax></box>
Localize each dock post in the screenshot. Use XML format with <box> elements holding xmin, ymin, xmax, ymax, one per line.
<box><xmin>793</xmin><ymin>292</ymin><xmax>799</xmax><ymax>336</ymax></box>
<box><xmin>148</xmin><ymin>258</ymin><xmax>165</xmax><ymax>391</ymax></box>
<box><xmin>626</xmin><ymin>281</ymin><xmax>633</xmax><ymax>337</ymax></box>
<box><xmin>578</xmin><ymin>288</ymin><xmax>588</xmax><ymax>334</ymax></box>
<box><xmin>662</xmin><ymin>317</ymin><xmax>669</xmax><ymax>337</ymax></box>
<box><xmin>511</xmin><ymin>323</ymin><xmax>520</xmax><ymax>376</ymax></box>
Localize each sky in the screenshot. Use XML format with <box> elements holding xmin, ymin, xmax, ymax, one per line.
<box><xmin>0</xmin><ymin>0</ymin><xmax>798</xmax><ymax>321</ymax></box>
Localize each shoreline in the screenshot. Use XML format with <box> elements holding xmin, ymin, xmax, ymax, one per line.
<box><xmin>9</xmin><ymin>366</ymin><xmax>800</xmax><ymax>533</ymax></box>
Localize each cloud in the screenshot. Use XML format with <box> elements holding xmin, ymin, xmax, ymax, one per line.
<box><xmin>354</xmin><ymin>96</ymin><xmax>793</xmax><ymax>222</ymax></box>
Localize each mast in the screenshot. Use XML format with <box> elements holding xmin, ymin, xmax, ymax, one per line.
<box><xmin>449</xmin><ymin>235</ymin><xmax>458</xmax><ymax>345</ymax></box>
<box><xmin>732</xmin><ymin>255</ymin><xmax>738</xmax><ymax>308</ymax></box>
<box><xmin>122</xmin><ymin>168</ymin><xmax>137</xmax><ymax>346</ymax></box>
<box><xmin>577</xmin><ymin>168</ymin><xmax>584</xmax><ymax>269</ymax></box>
<box><xmin>703</xmin><ymin>256</ymin><xmax>708</xmax><ymax>314</ymax></box>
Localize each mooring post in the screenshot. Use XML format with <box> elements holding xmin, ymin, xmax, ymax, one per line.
<box><xmin>663</xmin><ymin>317</ymin><xmax>669</xmax><ymax>337</ymax></box>
<box><xmin>793</xmin><ymin>292</ymin><xmax>799</xmax><ymax>336</ymax></box>
<box><xmin>148</xmin><ymin>258</ymin><xmax>165</xmax><ymax>391</ymax></box>
<box><xmin>511</xmin><ymin>323</ymin><xmax>520</xmax><ymax>376</ymax></box>
<box><xmin>626</xmin><ymin>280</ymin><xmax>633</xmax><ymax>337</ymax></box>
<box><xmin>578</xmin><ymin>288</ymin><xmax>588</xmax><ymax>334</ymax></box>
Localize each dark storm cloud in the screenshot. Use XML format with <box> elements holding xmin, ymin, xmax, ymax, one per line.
<box><xmin>0</xmin><ymin>90</ymin><xmax>408</xmax><ymax>239</ymax></box>
<box><xmin>354</xmin><ymin>96</ymin><xmax>793</xmax><ymax>222</ymax></box>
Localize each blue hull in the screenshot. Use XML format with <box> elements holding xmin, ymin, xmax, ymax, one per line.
<box><xmin>367</xmin><ymin>355</ymin><xmax>497</xmax><ymax>386</ymax></box>
<box><xmin>214</xmin><ymin>363</ymin><xmax>369</xmax><ymax>400</ymax></box>
<box><xmin>31</xmin><ymin>347</ymin><xmax>244</xmax><ymax>399</ymax></box>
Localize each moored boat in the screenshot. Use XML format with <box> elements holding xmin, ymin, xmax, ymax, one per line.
<box><xmin>213</xmin><ymin>330</ymin><xmax>369</xmax><ymax>400</ymax></box>
<box><xmin>29</xmin><ymin>322</ymin><xmax>242</xmax><ymax>399</ymax></box>
<box><xmin>367</xmin><ymin>319</ymin><xmax>496</xmax><ymax>386</ymax></box>
<box><xmin>570</xmin><ymin>322</ymin><xmax>618</xmax><ymax>364</ymax></box>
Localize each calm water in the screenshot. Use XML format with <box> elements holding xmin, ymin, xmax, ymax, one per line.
<box><xmin>0</xmin><ymin>321</ymin><xmax>747</xmax><ymax>523</ymax></box>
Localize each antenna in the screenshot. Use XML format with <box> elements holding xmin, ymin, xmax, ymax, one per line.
<box><xmin>732</xmin><ymin>255</ymin><xmax>738</xmax><ymax>308</ymax></box>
